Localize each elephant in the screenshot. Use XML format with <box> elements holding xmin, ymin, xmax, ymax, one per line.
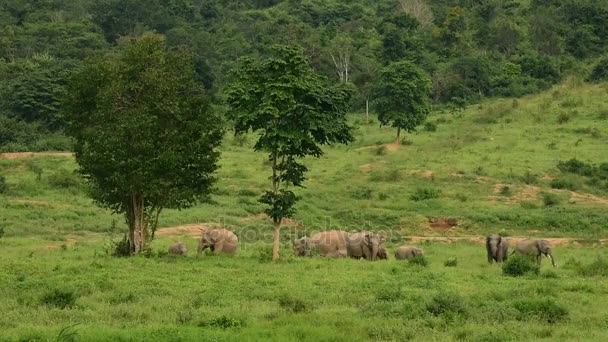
<box><xmin>293</xmin><ymin>230</ymin><xmax>349</xmax><ymax>257</ymax></box>
<box><xmin>377</xmin><ymin>246</ymin><xmax>389</xmax><ymax>260</ymax></box>
<box><xmin>512</xmin><ymin>239</ymin><xmax>556</xmax><ymax>267</ymax></box>
<box><xmin>198</xmin><ymin>228</ymin><xmax>238</xmax><ymax>255</ymax></box>
<box><xmin>394</xmin><ymin>246</ymin><xmax>424</xmax><ymax>260</ymax></box>
<box><xmin>486</xmin><ymin>234</ymin><xmax>509</xmax><ymax>263</ymax></box>
<box><xmin>168</xmin><ymin>242</ymin><xmax>188</xmax><ymax>255</ymax></box>
<box><xmin>346</xmin><ymin>231</ymin><xmax>384</xmax><ymax>261</ymax></box>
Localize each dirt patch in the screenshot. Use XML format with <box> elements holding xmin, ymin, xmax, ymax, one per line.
<box><xmin>356</xmin><ymin>143</ymin><xmax>400</xmax><ymax>152</ymax></box>
<box><xmin>359</xmin><ymin>161</ymin><xmax>387</xmax><ymax>171</ymax></box>
<box><xmin>566</xmin><ymin>191</ymin><xmax>608</xmax><ymax>206</ymax></box>
<box><xmin>239</xmin><ymin>213</ymin><xmax>301</xmax><ymax>227</ymax></box>
<box><xmin>411</xmin><ymin>170</ymin><xmax>435</xmax><ymax>178</ymax></box>
<box><xmin>39</xmin><ymin>238</ymin><xmax>78</xmax><ymax>249</ymax></box>
<box><xmin>155</xmin><ymin>224</ymin><xmax>216</xmax><ymax>238</ymax></box>
<box><xmin>542</xmin><ymin>174</ymin><xmax>554</xmax><ymax>181</ymax></box>
<box><xmin>490</xmin><ymin>184</ymin><xmax>540</xmax><ymax>204</ymax></box>
<box><xmin>11</xmin><ymin>199</ymin><xmax>53</xmax><ymax>206</ymax></box>
<box><xmin>428</xmin><ymin>218</ymin><xmax>458</xmax><ymax>232</ymax></box>
<box><xmin>0</xmin><ymin>152</ymin><xmax>73</xmax><ymax>160</ymax></box>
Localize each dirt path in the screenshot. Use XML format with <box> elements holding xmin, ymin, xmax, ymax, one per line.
<box><xmin>0</xmin><ymin>152</ymin><xmax>72</xmax><ymax>160</ymax></box>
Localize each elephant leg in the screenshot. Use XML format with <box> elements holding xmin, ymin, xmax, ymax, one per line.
<box><xmin>547</xmin><ymin>252</ymin><xmax>556</xmax><ymax>267</ymax></box>
<box><xmin>536</xmin><ymin>254</ymin><xmax>542</xmax><ymax>265</ymax></box>
<box><xmin>214</xmin><ymin>241</ymin><xmax>224</xmax><ymax>254</ymax></box>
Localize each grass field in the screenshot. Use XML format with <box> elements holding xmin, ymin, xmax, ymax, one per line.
<box><xmin>0</xmin><ymin>79</ymin><xmax>607</xmax><ymax>341</ymax></box>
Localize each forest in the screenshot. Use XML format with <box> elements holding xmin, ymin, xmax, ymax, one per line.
<box><xmin>2</xmin><ymin>0</ymin><xmax>608</xmax><ymax>151</ymax></box>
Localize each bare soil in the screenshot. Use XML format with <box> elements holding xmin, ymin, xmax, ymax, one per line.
<box><xmin>0</xmin><ymin>152</ymin><xmax>72</xmax><ymax>159</ymax></box>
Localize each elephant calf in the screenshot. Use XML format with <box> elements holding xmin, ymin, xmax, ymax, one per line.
<box><xmin>347</xmin><ymin>231</ymin><xmax>385</xmax><ymax>261</ymax></box>
<box><xmin>168</xmin><ymin>242</ymin><xmax>188</xmax><ymax>255</ymax></box>
<box><xmin>198</xmin><ymin>228</ymin><xmax>238</xmax><ymax>255</ymax></box>
<box><xmin>486</xmin><ymin>234</ymin><xmax>509</xmax><ymax>263</ymax></box>
<box><xmin>394</xmin><ymin>246</ymin><xmax>424</xmax><ymax>260</ymax></box>
<box><xmin>512</xmin><ymin>239</ymin><xmax>556</xmax><ymax>267</ymax></box>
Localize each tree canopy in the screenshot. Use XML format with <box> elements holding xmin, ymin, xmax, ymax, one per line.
<box><xmin>62</xmin><ymin>33</ymin><xmax>223</xmax><ymax>254</ymax></box>
<box><xmin>226</xmin><ymin>44</ymin><xmax>353</xmax><ymax>260</ymax></box>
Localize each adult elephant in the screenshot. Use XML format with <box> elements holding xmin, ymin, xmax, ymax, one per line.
<box><xmin>486</xmin><ymin>234</ymin><xmax>509</xmax><ymax>263</ymax></box>
<box><xmin>293</xmin><ymin>230</ymin><xmax>349</xmax><ymax>257</ymax></box>
<box><xmin>394</xmin><ymin>246</ymin><xmax>424</xmax><ymax>260</ymax></box>
<box><xmin>512</xmin><ymin>239</ymin><xmax>556</xmax><ymax>267</ymax></box>
<box><xmin>346</xmin><ymin>231</ymin><xmax>384</xmax><ymax>261</ymax></box>
<box><xmin>198</xmin><ymin>228</ymin><xmax>238</xmax><ymax>255</ymax></box>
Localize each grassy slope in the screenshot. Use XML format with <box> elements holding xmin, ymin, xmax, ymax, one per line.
<box><xmin>1</xmin><ymin>79</ymin><xmax>607</xmax><ymax>239</ymax></box>
<box><xmin>0</xmin><ymin>80</ymin><xmax>607</xmax><ymax>341</ymax></box>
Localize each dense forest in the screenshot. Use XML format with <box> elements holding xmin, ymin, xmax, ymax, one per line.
<box><xmin>1</xmin><ymin>0</ymin><xmax>608</xmax><ymax>151</ymax></box>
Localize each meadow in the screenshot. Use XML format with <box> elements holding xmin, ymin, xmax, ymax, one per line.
<box><xmin>0</xmin><ymin>80</ymin><xmax>608</xmax><ymax>341</ymax></box>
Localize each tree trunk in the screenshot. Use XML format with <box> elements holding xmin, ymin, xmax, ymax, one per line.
<box><xmin>129</xmin><ymin>194</ymin><xmax>146</xmax><ymax>254</ymax></box>
<box><xmin>272</xmin><ymin>220</ymin><xmax>281</xmax><ymax>261</ymax></box>
<box><xmin>396</xmin><ymin>127</ymin><xmax>401</xmax><ymax>145</ymax></box>
<box><xmin>365</xmin><ymin>98</ymin><xmax>369</xmax><ymax>124</ymax></box>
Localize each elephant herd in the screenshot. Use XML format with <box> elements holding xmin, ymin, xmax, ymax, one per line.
<box><xmin>167</xmin><ymin>229</ymin><xmax>557</xmax><ymax>267</ymax></box>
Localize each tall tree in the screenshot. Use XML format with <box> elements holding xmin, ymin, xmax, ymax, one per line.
<box><xmin>226</xmin><ymin>45</ymin><xmax>353</xmax><ymax>261</ymax></box>
<box><xmin>373</xmin><ymin>60</ymin><xmax>431</xmax><ymax>144</ymax></box>
<box><xmin>62</xmin><ymin>33</ymin><xmax>223</xmax><ymax>254</ymax></box>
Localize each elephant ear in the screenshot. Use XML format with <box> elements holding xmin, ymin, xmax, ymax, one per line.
<box><xmin>363</xmin><ymin>233</ymin><xmax>371</xmax><ymax>247</ymax></box>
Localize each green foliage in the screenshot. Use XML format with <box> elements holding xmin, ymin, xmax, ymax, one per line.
<box><xmin>373</xmin><ymin>60</ymin><xmax>431</xmax><ymax>142</ymax></box>
<box><xmin>41</xmin><ymin>289</ymin><xmax>77</xmax><ymax>309</ymax></box>
<box><xmin>520</xmin><ymin>171</ymin><xmax>538</xmax><ymax>185</ymax></box>
<box><xmin>47</xmin><ymin>169</ymin><xmax>81</xmax><ymax>189</ymax></box>
<box><xmin>408</xmin><ymin>255</ymin><xmax>429</xmax><ymax>267</ymax></box>
<box><xmin>424</xmin><ymin>121</ymin><xmax>437</xmax><ymax>132</ymax></box>
<box><xmin>62</xmin><ymin>33</ymin><xmax>223</xmax><ymax>254</ymax></box>
<box><xmin>426</xmin><ymin>292</ymin><xmax>467</xmax><ymax>318</ymax></box>
<box><xmin>278</xmin><ymin>295</ymin><xmax>312</xmax><ymax>313</ymax></box>
<box><xmin>410</xmin><ymin>188</ymin><xmax>441</xmax><ymax>201</ymax></box>
<box><xmin>577</xmin><ymin>257</ymin><xmax>608</xmax><ymax>277</ymax></box>
<box><xmin>0</xmin><ymin>226</ymin><xmax>4</xmax><ymax>239</ymax></box>
<box><xmin>514</xmin><ymin>298</ymin><xmax>569</xmax><ymax>324</ymax></box>
<box><xmin>499</xmin><ymin>186</ymin><xmax>512</xmax><ymax>196</ymax></box>
<box><xmin>56</xmin><ymin>324</ymin><xmax>80</xmax><ymax>342</ymax></box>
<box><xmin>107</xmin><ymin>234</ymin><xmax>131</xmax><ymax>258</ymax></box>
<box><xmin>550</xmin><ymin>177</ymin><xmax>578</xmax><ymax>191</ymax></box>
<box><xmin>444</xmin><ymin>258</ymin><xmax>458</xmax><ymax>267</ymax></box>
<box><xmin>199</xmin><ymin>315</ymin><xmax>244</xmax><ymax>329</ymax></box>
<box><xmin>0</xmin><ymin>175</ymin><xmax>7</xmax><ymax>194</ymax></box>
<box><xmin>589</xmin><ymin>56</ymin><xmax>608</xmax><ymax>82</ymax></box>
<box><xmin>541</xmin><ymin>192</ymin><xmax>562</xmax><ymax>207</ymax></box>
<box><xmin>502</xmin><ymin>255</ymin><xmax>540</xmax><ymax>277</ymax></box>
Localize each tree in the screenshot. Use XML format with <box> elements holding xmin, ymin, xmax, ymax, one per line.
<box><xmin>62</xmin><ymin>33</ymin><xmax>223</xmax><ymax>254</ymax></box>
<box><xmin>226</xmin><ymin>45</ymin><xmax>353</xmax><ymax>261</ymax></box>
<box><xmin>373</xmin><ymin>60</ymin><xmax>431</xmax><ymax>144</ymax></box>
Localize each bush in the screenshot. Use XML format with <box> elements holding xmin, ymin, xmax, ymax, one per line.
<box><xmin>375</xmin><ymin>287</ymin><xmax>403</xmax><ymax>302</ymax></box>
<box><xmin>0</xmin><ymin>175</ymin><xmax>7</xmax><ymax>194</ymax></box>
<box><xmin>556</xmin><ymin>113</ymin><xmax>571</xmax><ymax>124</ymax></box>
<box><xmin>514</xmin><ymin>298</ymin><xmax>569</xmax><ymax>324</ymax></box>
<box><xmin>48</xmin><ymin>169</ymin><xmax>82</xmax><ymax>189</ymax></box>
<box><xmin>237</xmin><ymin>189</ymin><xmax>258</xmax><ymax>197</ymax></box>
<box><xmin>410</xmin><ymin>188</ymin><xmax>441</xmax><ymax>201</ymax></box>
<box><xmin>520</xmin><ymin>171</ymin><xmax>538</xmax><ymax>185</ymax></box>
<box><xmin>426</xmin><ymin>292</ymin><xmax>467</xmax><ymax>318</ymax></box>
<box><xmin>199</xmin><ymin>315</ymin><xmax>243</xmax><ymax>329</ymax></box>
<box><xmin>541</xmin><ymin>192</ymin><xmax>562</xmax><ymax>207</ymax></box>
<box><xmin>374</xmin><ymin>145</ymin><xmax>387</xmax><ymax>155</ymax></box>
<box><xmin>550</xmin><ymin>177</ymin><xmax>577</xmax><ymax>191</ymax></box>
<box><xmin>278</xmin><ymin>295</ymin><xmax>312</xmax><ymax>313</ymax></box>
<box><xmin>408</xmin><ymin>255</ymin><xmax>429</xmax><ymax>267</ymax></box>
<box><xmin>424</xmin><ymin>121</ymin><xmax>437</xmax><ymax>132</ymax></box>
<box><xmin>107</xmin><ymin>234</ymin><xmax>131</xmax><ymax>257</ymax></box>
<box><xmin>0</xmin><ymin>226</ymin><xmax>4</xmax><ymax>239</ymax></box>
<box><xmin>352</xmin><ymin>187</ymin><xmax>373</xmax><ymax>200</ymax></box>
<box><xmin>499</xmin><ymin>186</ymin><xmax>512</xmax><ymax>196</ymax></box>
<box><xmin>502</xmin><ymin>255</ymin><xmax>540</xmax><ymax>277</ymax></box>
<box><xmin>42</xmin><ymin>289</ymin><xmax>77</xmax><ymax>309</ymax></box>
<box><xmin>589</xmin><ymin>56</ymin><xmax>608</xmax><ymax>82</ymax></box>
<box><xmin>444</xmin><ymin>258</ymin><xmax>458</xmax><ymax>267</ymax></box>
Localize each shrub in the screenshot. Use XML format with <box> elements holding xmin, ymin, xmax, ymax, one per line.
<box><xmin>400</xmin><ymin>138</ymin><xmax>413</xmax><ymax>145</ymax></box>
<box><xmin>408</xmin><ymin>255</ymin><xmax>429</xmax><ymax>267</ymax></box>
<box><xmin>56</xmin><ymin>324</ymin><xmax>80</xmax><ymax>342</ymax></box>
<box><xmin>577</xmin><ymin>257</ymin><xmax>608</xmax><ymax>277</ymax></box>
<box><xmin>541</xmin><ymin>192</ymin><xmax>561</xmax><ymax>207</ymax></box>
<box><xmin>107</xmin><ymin>234</ymin><xmax>131</xmax><ymax>257</ymax></box>
<box><xmin>550</xmin><ymin>177</ymin><xmax>577</xmax><ymax>191</ymax></box>
<box><xmin>0</xmin><ymin>175</ymin><xmax>7</xmax><ymax>194</ymax></box>
<box><xmin>499</xmin><ymin>186</ymin><xmax>512</xmax><ymax>196</ymax></box>
<box><xmin>502</xmin><ymin>255</ymin><xmax>540</xmax><ymax>277</ymax></box>
<box><xmin>278</xmin><ymin>295</ymin><xmax>311</xmax><ymax>313</ymax></box>
<box><xmin>200</xmin><ymin>315</ymin><xmax>243</xmax><ymax>329</ymax></box>
<box><xmin>109</xmin><ymin>292</ymin><xmax>137</xmax><ymax>304</ymax></box>
<box><xmin>42</xmin><ymin>289</ymin><xmax>77</xmax><ymax>309</ymax></box>
<box><xmin>48</xmin><ymin>169</ymin><xmax>82</xmax><ymax>189</ymax></box>
<box><xmin>374</xmin><ymin>145</ymin><xmax>387</xmax><ymax>155</ymax></box>
<box><xmin>0</xmin><ymin>226</ymin><xmax>4</xmax><ymax>239</ymax></box>
<box><xmin>424</xmin><ymin>121</ymin><xmax>437</xmax><ymax>132</ymax></box>
<box><xmin>514</xmin><ymin>298</ymin><xmax>569</xmax><ymax>324</ymax></box>
<box><xmin>589</xmin><ymin>56</ymin><xmax>608</xmax><ymax>82</ymax></box>
<box><xmin>426</xmin><ymin>292</ymin><xmax>467</xmax><ymax>318</ymax></box>
<box><xmin>375</xmin><ymin>287</ymin><xmax>403</xmax><ymax>302</ymax></box>
<box><xmin>231</xmin><ymin>134</ymin><xmax>249</xmax><ymax>147</ymax></box>
<box><xmin>557</xmin><ymin>159</ymin><xmax>595</xmax><ymax>177</ymax></box>
<box><xmin>444</xmin><ymin>258</ymin><xmax>458</xmax><ymax>267</ymax></box>
<box><xmin>352</xmin><ymin>187</ymin><xmax>373</xmax><ymax>200</ymax></box>
<box><xmin>556</xmin><ymin>113</ymin><xmax>571</xmax><ymax>124</ymax></box>
<box><xmin>410</xmin><ymin>188</ymin><xmax>441</xmax><ymax>201</ymax></box>
<box><xmin>237</xmin><ymin>189</ymin><xmax>258</xmax><ymax>197</ymax></box>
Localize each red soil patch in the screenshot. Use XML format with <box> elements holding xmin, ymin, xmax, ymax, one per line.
<box><xmin>356</xmin><ymin>143</ymin><xmax>401</xmax><ymax>152</ymax></box>
<box><xmin>428</xmin><ymin>218</ymin><xmax>458</xmax><ymax>232</ymax></box>
<box><xmin>0</xmin><ymin>152</ymin><xmax>72</xmax><ymax>160</ymax></box>
<box><xmin>411</xmin><ymin>170</ymin><xmax>435</xmax><ymax>178</ymax></box>
<box><xmin>155</xmin><ymin>224</ymin><xmax>214</xmax><ymax>238</ymax></box>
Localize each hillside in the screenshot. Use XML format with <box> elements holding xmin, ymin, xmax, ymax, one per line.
<box><xmin>1</xmin><ymin>79</ymin><xmax>607</xmax><ymax>240</ymax></box>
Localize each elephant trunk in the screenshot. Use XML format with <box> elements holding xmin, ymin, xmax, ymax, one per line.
<box><xmin>371</xmin><ymin>243</ymin><xmax>378</xmax><ymax>261</ymax></box>
<box><xmin>548</xmin><ymin>251</ymin><xmax>556</xmax><ymax>267</ymax></box>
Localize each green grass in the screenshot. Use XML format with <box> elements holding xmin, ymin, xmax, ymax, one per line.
<box><xmin>0</xmin><ymin>238</ymin><xmax>607</xmax><ymax>341</ymax></box>
<box><xmin>0</xmin><ymin>80</ymin><xmax>608</xmax><ymax>340</ymax></box>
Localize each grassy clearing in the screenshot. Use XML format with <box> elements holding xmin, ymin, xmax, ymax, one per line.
<box><xmin>0</xmin><ymin>80</ymin><xmax>608</xmax><ymax>341</ymax></box>
<box><xmin>0</xmin><ymin>238</ymin><xmax>607</xmax><ymax>341</ymax></box>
